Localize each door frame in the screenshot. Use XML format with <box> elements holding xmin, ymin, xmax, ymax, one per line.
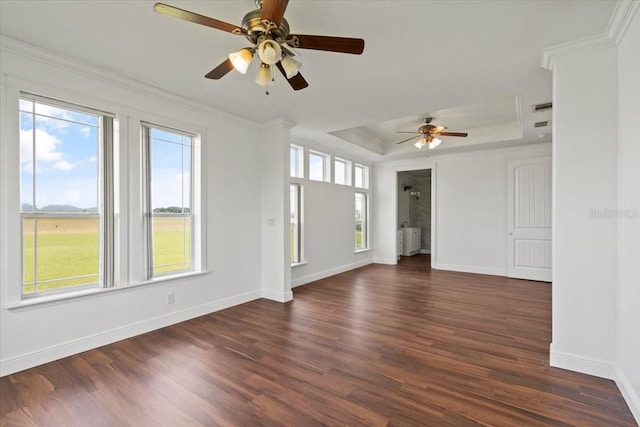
<box><xmin>394</xmin><ymin>165</ymin><xmax>437</xmax><ymax>269</ymax></box>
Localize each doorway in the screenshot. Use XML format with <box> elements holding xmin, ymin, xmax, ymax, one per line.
<box><xmin>397</xmin><ymin>169</ymin><xmax>432</xmax><ymax>268</ymax></box>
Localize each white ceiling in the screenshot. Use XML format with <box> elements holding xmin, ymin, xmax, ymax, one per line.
<box><xmin>0</xmin><ymin>0</ymin><xmax>617</xmax><ymax>161</ymax></box>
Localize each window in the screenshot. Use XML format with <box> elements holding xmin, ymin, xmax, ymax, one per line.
<box><xmin>290</xmin><ymin>144</ymin><xmax>304</xmax><ymax>178</ymax></box>
<box><xmin>355</xmin><ymin>164</ymin><xmax>369</xmax><ymax>189</ymax></box>
<box><xmin>142</xmin><ymin>124</ymin><xmax>194</xmax><ymax>277</ymax></box>
<box><xmin>290</xmin><ymin>184</ymin><xmax>303</xmax><ymax>264</ymax></box>
<box><xmin>355</xmin><ymin>192</ymin><xmax>368</xmax><ymax>250</ymax></box>
<box><xmin>334</xmin><ymin>157</ymin><xmax>352</xmax><ymax>186</ymax></box>
<box><xmin>19</xmin><ymin>94</ymin><xmax>114</xmax><ymax>297</ymax></box>
<box><xmin>309</xmin><ymin>150</ymin><xmax>330</xmax><ymax>182</ymax></box>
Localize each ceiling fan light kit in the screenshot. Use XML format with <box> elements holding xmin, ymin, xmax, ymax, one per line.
<box><xmin>228</xmin><ymin>48</ymin><xmax>254</xmax><ymax>74</ymax></box>
<box><xmin>153</xmin><ymin>0</ymin><xmax>365</xmax><ymax>93</ymax></box>
<box><xmin>280</xmin><ymin>54</ymin><xmax>302</xmax><ymax>78</ymax></box>
<box><xmin>255</xmin><ymin>63</ymin><xmax>273</xmax><ymax>86</ymax></box>
<box><xmin>396</xmin><ymin>118</ymin><xmax>468</xmax><ymax>150</ymax></box>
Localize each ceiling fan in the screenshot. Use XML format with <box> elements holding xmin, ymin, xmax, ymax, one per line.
<box><xmin>153</xmin><ymin>0</ymin><xmax>365</xmax><ymax>94</ymax></box>
<box><xmin>395</xmin><ymin>118</ymin><xmax>468</xmax><ymax>149</ymax></box>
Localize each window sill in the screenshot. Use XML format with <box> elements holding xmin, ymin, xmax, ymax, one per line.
<box><xmin>5</xmin><ymin>270</ymin><xmax>211</xmax><ymax>311</ymax></box>
<box><xmin>354</xmin><ymin>248</ymin><xmax>371</xmax><ymax>254</ymax></box>
<box><xmin>291</xmin><ymin>261</ymin><xmax>309</xmax><ymax>268</ymax></box>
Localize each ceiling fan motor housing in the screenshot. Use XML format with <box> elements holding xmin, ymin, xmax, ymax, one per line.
<box><xmin>242</xmin><ymin>9</ymin><xmax>290</xmax><ymax>44</ymax></box>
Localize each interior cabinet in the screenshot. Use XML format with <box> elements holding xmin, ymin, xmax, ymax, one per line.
<box><xmin>401</xmin><ymin>227</ymin><xmax>422</xmax><ymax>256</ymax></box>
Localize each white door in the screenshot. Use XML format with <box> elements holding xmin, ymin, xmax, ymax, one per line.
<box><xmin>507</xmin><ymin>157</ymin><xmax>552</xmax><ymax>281</ymax></box>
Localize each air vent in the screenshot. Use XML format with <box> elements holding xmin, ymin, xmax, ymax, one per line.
<box><xmin>534</xmin><ymin>120</ymin><xmax>551</xmax><ymax>128</ymax></box>
<box><xmin>533</xmin><ymin>102</ymin><xmax>552</xmax><ymax>112</ymax></box>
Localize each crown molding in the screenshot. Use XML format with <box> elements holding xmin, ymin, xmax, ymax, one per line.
<box><xmin>541</xmin><ymin>0</ymin><xmax>638</xmax><ymax>71</ymax></box>
<box><xmin>540</xmin><ymin>34</ymin><xmax>615</xmax><ymax>71</ymax></box>
<box><xmin>607</xmin><ymin>0</ymin><xmax>640</xmax><ymax>45</ymax></box>
<box><xmin>0</xmin><ymin>36</ymin><xmax>258</xmax><ymax>129</ymax></box>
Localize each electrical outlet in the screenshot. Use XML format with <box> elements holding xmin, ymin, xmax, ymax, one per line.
<box><xmin>167</xmin><ymin>292</ymin><xmax>174</xmax><ymax>304</ymax></box>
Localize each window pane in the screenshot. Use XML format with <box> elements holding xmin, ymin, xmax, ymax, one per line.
<box><xmin>355</xmin><ymin>164</ymin><xmax>368</xmax><ymax>189</ymax></box>
<box><xmin>355</xmin><ymin>166</ymin><xmax>363</xmax><ymax>188</ymax></box>
<box><xmin>152</xmin><ymin>216</ymin><xmax>191</xmax><ymax>275</ymax></box>
<box><xmin>148</xmin><ymin>126</ymin><xmax>193</xmax><ymax>277</ymax></box>
<box><xmin>20</xmin><ymin>105</ymin><xmax>99</xmax><ymax>211</ymax></box>
<box><xmin>23</xmin><ymin>216</ymin><xmax>99</xmax><ymax>294</ymax></box>
<box><xmin>335</xmin><ymin>160</ymin><xmax>346</xmax><ymax>185</ymax></box>
<box><xmin>20</xmin><ymin>97</ymin><xmax>103</xmax><ymax>296</ymax></box>
<box><xmin>355</xmin><ymin>193</ymin><xmax>367</xmax><ymax>250</ymax></box>
<box><xmin>290</xmin><ymin>184</ymin><xmax>299</xmax><ymax>263</ymax></box>
<box><xmin>309</xmin><ymin>153</ymin><xmax>324</xmax><ymax>181</ymax></box>
<box><xmin>290</xmin><ymin>146</ymin><xmax>298</xmax><ymax>177</ymax></box>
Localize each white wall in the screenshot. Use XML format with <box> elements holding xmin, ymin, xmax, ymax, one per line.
<box><xmin>0</xmin><ymin>41</ymin><xmax>263</xmax><ymax>375</ymax></box>
<box><xmin>616</xmin><ymin>7</ymin><xmax>640</xmax><ymax>421</ymax></box>
<box><xmin>374</xmin><ymin>143</ymin><xmax>552</xmax><ymax>274</ymax></box>
<box><xmin>290</xmin><ymin>143</ymin><xmax>373</xmax><ymax>287</ymax></box>
<box><xmin>549</xmin><ymin>47</ymin><xmax>619</xmax><ymax>378</ymax></box>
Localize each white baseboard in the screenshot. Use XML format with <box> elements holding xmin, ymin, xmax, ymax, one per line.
<box><xmin>261</xmin><ymin>289</ymin><xmax>293</xmax><ymax>303</ymax></box>
<box><xmin>616</xmin><ymin>367</ymin><xmax>640</xmax><ymax>425</ymax></box>
<box><xmin>373</xmin><ymin>257</ymin><xmax>397</xmax><ymax>265</ymax></box>
<box><xmin>0</xmin><ymin>290</ymin><xmax>262</xmax><ymax>377</ymax></box>
<box><xmin>419</xmin><ymin>249</ymin><xmax>431</xmax><ymax>254</ymax></box>
<box><xmin>549</xmin><ymin>343</ymin><xmax>615</xmax><ymax>380</ymax></box>
<box><xmin>292</xmin><ymin>259</ymin><xmax>373</xmax><ymax>288</ymax></box>
<box><xmin>435</xmin><ymin>263</ymin><xmax>507</xmax><ymax>277</ymax></box>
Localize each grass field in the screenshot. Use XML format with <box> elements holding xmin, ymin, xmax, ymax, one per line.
<box><xmin>23</xmin><ymin>217</ymin><xmax>190</xmax><ymax>294</ymax></box>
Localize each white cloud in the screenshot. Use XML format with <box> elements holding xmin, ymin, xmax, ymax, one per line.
<box><xmin>54</xmin><ymin>160</ymin><xmax>75</xmax><ymax>171</ymax></box>
<box><xmin>80</xmin><ymin>127</ymin><xmax>91</xmax><ymax>137</ymax></box>
<box><xmin>88</xmin><ymin>156</ymin><xmax>97</xmax><ymax>163</ymax></box>
<box><xmin>20</xmin><ymin>129</ymin><xmax>74</xmax><ymax>172</ymax></box>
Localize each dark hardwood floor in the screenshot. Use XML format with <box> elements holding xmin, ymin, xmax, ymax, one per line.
<box><xmin>1</xmin><ymin>255</ymin><xmax>636</xmax><ymax>426</ymax></box>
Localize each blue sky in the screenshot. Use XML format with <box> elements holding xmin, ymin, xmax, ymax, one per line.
<box><xmin>20</xmin><ymin>100</ymin><xmax>189</xmax><ymax>210</ymax></box>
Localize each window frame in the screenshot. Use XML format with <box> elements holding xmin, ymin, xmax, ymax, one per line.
<box><xmin>141</xmin><ymin>122</ymin><xmax>197</xmax><ymax>279</ymax></box>
<box><xmin>18</xmin><ymin>93</ymin><xmax>116</xmax><ymax>298</ymax></box>
<box><xmin>355</xmin><ymin>163</ymin><xmax>370</xmax><ymax>189</ymax></box>
<box><xmin>355</xmin><ymin>191</ymin><xmax>369</xmax><ymax>251</ymax></box>
<box><xmin>308</xmin><ymin>150</ymin><xmax>331</xmax><ymax>182</ymax></box>
<box><xmin>334</xmin><ymin>157</ymin><xmax>352</xmax><ymax>186</ymax></box>
<box><xmin>290</xmin><ymin>144</ymin><xmax>304</xmax><ymax>178</ymax></box>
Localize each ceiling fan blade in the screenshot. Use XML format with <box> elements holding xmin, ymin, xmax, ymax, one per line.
<box><xmin>288</xmin><ymin>34</ymin><xmax>365</xmax><ymax>54</ymax></box>
<box><xmin>261</xmin><ymin>0</ymin><xmax>289</xmax><ymax>27</ymax></box>
<box><xmin>205</xmin><ymin>58</ymin><xmax>235</xmax><ymax>80</ymax></box>
<box><xmin>154</xmin><ymin>3</ymin><xmax>246</xmax><ymax>35</ymax></box>
<box><xmin>396</xmin><ymin>131</ymin><xmax>420</xmax><ymax>134</ymax></box>
<box><xmin>275</xmin><ymin>62</ymin><xmax>309</xmax><ymax>91</ymax></box>
<box><xmin>395</xmin><ymin>135</ymin><xmax>421</xmax><ymax>145</ymax></box>
<box><xmin>438</xmin><ymin>132</ymin><xmax>468</xmax><ymax>137</ymax></box>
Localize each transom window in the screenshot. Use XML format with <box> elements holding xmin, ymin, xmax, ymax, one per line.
<box><xmin>142</xmin><ymin>124</ymin><xmax>194</xmax><ymax>278</ymax></box>
<box><xmin>19</xmin><ymin>94</ymin><xmax>114</xmax><ymax>296</ymax></box>
<box><xmin>355</xmin><ymin>164</ymin><xmax>369</xmax><ymax>189</ymax></box>
<box><xmin>290</xmin><ymin>144</ymin><xmax>304</xmax><ymax>178</ymax></box>
<box><xmin>309</xmin><ymin>150</ymin><xmax>330</xmax><ymax>182</ymax></box>
<box><xmin>334</xmin><ymin>157</ymin><xmax>352</xmax><ymax>186</ymax></box>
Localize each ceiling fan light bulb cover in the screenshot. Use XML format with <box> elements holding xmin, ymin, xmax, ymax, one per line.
<box><xmin>258</xmin><ymin>39</ymin><xmax>282</xmax><ymax>65</ymax></box>
<box><xmin>429</xmin><ymin>138</ymin><xmax>442</xmax><ymax>149</ymax></box>
<box><xmin>414</xmin><ymin>140</ymin><xmax>425</xmax><ymax>149</ymax></box>
<box><xmin>229</xmin><ymin>48</ymin><xmax>253</xmax><ymax>74</ymax></box>
<box><xmin>281</xmin><ymin>55</ymin><xmax>302</xmax><ymax>79</ymax></box>
<box><xmin>255</xmin><ymin>63</ymin><xmax>273</xmax><ymax>86</ymax></box>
